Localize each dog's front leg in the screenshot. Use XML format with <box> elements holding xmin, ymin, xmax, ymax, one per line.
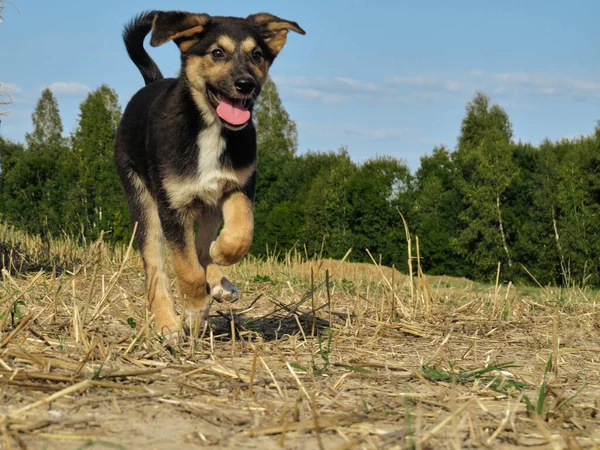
<box><xmin>162</xmin><ymin>210</ymin><xmax>212</xmax><ymax>334</ymax></box>
<box><xmin>210</xmin><ymin>191</ymin><xmax>254</xmax><ymax>266</ymax></box>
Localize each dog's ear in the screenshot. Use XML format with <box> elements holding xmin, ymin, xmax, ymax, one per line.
<box><xmin>247</xmin><ymin>13</ymin><xmax>305</xmax><ymax>56</ymax></box>
<box><xmin>150</xmin><ymin>11</ymin><xmax>211</xmax><ymax>51</ymax></box>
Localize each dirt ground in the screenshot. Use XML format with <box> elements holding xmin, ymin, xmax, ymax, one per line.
<box><xmin>1</xmin><ymin>253</ymin><xmax>599</xmax><ymax>449</ymax></box>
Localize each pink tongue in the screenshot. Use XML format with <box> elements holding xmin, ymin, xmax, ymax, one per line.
<box><xmin>216</xmin><ymin>97</ymin><xmax>251</xmax><ymax>126</ymax></box>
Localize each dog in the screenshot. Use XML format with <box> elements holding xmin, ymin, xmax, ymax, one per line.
<box><xmin>114</xmin><ymin>10</ymin><xmax>304</xmax><ymax>339</ymax></box>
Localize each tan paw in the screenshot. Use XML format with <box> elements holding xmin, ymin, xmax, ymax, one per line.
<box><xmin>209</xmin><ymin>278</ymin><xmax>240</xmax><ymax>303</ymax></box>
<box><xmin>182</xmin><ymin>304</ymin><xmax>211</xmax><ymax>336</ymax></box>
<box><xmin>154</xmin><ymin>313</ymin><xmax>181</xmax><ymax>338</ymax></box>
<box><xmin>209</xmin><ymin>233</ymin><xmax>251</xmax><ymax>266</ymax></box>
<box><xmin>162</xmin><ymin>330</ymin><xmax>182</xmax><ymax>347</ymax></box>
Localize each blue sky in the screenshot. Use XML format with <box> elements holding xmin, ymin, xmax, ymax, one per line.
<box><xmin>1</xmin><ymin>0</ymin><xmax>599</xmax><ymax>170</ymax></box>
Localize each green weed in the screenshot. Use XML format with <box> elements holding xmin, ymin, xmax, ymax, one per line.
<box><xmin>523</xmin><ymin>356</ymin><xmax>552</xmax><ymax>416</ymax></box>
<box><xmin>421</xmin><ymin>361</ymin><xmax>526</xmax><ymax>395</ymax></box>
<box><xmin>290</xmin><ymin>329</ymin><xmax>372</xmax><ymax>376</ymax></box>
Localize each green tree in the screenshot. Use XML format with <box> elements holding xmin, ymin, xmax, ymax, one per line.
<box><xmin>503</xmin><ymin>141</ymin><xmax>558</xmax><ymax>285</ymax></box>
<box><xmin>254</xmin><ymin>77</ymin><xmax>298</xmax><ymax>155</ymax></box>
<box><xmin>1</xmin><ymin>89</ymin><xmax>66</xmax><ymax>235</ymax></box>
<box><xmin>0</xmin><ymin>137</ymin><xmax>24</xmax><ymax>178</ymax></box>
<box><xmin>252</xmin><ymin>77</ymin><xmax>301</xmax><ymax>254</ymax></box>
<box><xmin>301</xmin><ymin>149</ymin><xmax>357</xmax><ymax>259</ymax></box>
<box><xmin>453</xmin><ymin>92</ymin><xmax>517</xmax><ymax>280</ymax></box>
<box><xmin>25</xmin><ymin>88</ymin><xmax>64</xmax><ymax>150</ymax></box>
<box><xmin>0</xmin><ymin>137</ymin><xmax>25</xmax><ymax>220</ymax></box>
<box><xmin>552</xmin><ymin>135</ymin><xmax>600</xmax><ymax>285</ymax></box>
<box><xmin>253</xmin><ymin>77</ymin><xmax>298</xmax><ymax>205</ymax></box>
<box><xmin>347</xmin><ymin>156</ymin><xmax>412</xmax><ymax>268</ymax></box>
<box><xmin>68</xmin><ymin>84</ymin><xmax>127</xmax><ymax>241</ymax></box>
<box><xmin>413</xmin><ymin>146</ymin><xmax>463</xmax><ymax>275</ymax></box>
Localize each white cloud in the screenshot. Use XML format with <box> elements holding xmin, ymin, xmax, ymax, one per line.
<box><xmin>273</xmin><ymin>70</ymin><xmax>600</xmax><ymax>109</ymax></box>
<box><xmin>292</xmin><ymin>88</ymin><xmax>347</xmax><ymax>104</ymax></box>
<box><xmin>335</xmin><ymin>77</ymin><xmax>381</xmax><ymax>92</ymax></box>
<box><xmin>565</xmin><ymin>78</ymin><xmax>600</xmax><ymax>92</ymax></box>
<box><xmin>45</xmin><ymin>81</ymin><xmax>90</xmax><ymax>96</ymax></box>
<box><xmin>274</xmin><ymin>75</ymin><xmax>384</xmax><ymax>103</ymax></box>
<box><xmin>348</xmin><ymin>127</ymin><xmax>405</xmax><ymax>140</ymax></box>
<box><xmin>470</xmin><ymin>71</ymin><xmax>600</xmax><ymax>98</ymax></box>
<box><xmin>299</xmin><ymin>122</ymin><xmax>406</xmax><ymax>141</ymax></box>
<box><xmin>389</xmin><ymin>74</ymin><xmax>443</xmax><ymax>86</ymax></box>
<box><xmin>0</xmin><ymin>82</ymin><xmax>22</xmax><ymax>94</ymax></box>
<box><xmin>444</xmin><ymin>80</ymin><xmax>462</xmax><ymax>92</ymax></box>
<box><xmin>272</xmin><ymin>75</ymin><xmax>325</xmax><ymax>87</ymax></box>
<box><xmin>389</xmin><ymin>75</ymin><xmax>465</xmax><ymax>94</ymax></box>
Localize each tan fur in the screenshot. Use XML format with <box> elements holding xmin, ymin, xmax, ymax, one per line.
<box><xmin>178</xmin><ymin>38</ymin><xmax>200</xmax><ymax>53</ymax></box>
<box><xmin>209</xmin><ymin>192</ymin><xmax>254</xmax><ymax>266</ymax></box>
<box><xmin>168</xmin><ymin>221</ymin><xmax>211</xmax><ymax>329</ymax></box>
<box><xmin>241</xmin><ymin>37</ymin><xmax>258</xmax><ymax>53</ymax></box>
<box><xmin>184</xmin><ymin>55</ymin><xmax>237</xmax><ymax>124</ymax></box>
<box><xmin>265</xmin><ymin>21</ymin><xmax>303</xmax><ymax>34</ymax></box>
<box><xmin>130</xmin><ymin>172</ymin><xmax>180</xmax><ymax>335</ymax></box>
<box><xmin>263</xmin><ymin>30</ymin><xmax>289</xmax><ymax>55</ymax></box>
<box><xmin>150</xmin><ymin>13</ymin><xmax>210</xmax><ymax>47</ymax></box>
<box><xmin>249</xmin><ymin>14</ymin><xmax>305</xmax><ymax>55</ymax></box>
<box><xmin>205</xmin><ymin>262</ymin><xmax>225</xmax><ymax>290</ymax></box>
<box><xmin>217</xmin><ymin>36</ymin><xmax>236</xmax><ymax>53</ymax></box>
<box><xmin>201</xmin><ymin>49</ymin><xmax>235</xmax><ymax>79</ymax></box>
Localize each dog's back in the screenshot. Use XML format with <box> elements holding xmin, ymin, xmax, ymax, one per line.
<box><xmin>115</xmin><ymin>78</ymin><xmax>190</xmax><ymax>188</ymax></box>
<box><xmin>116</xmin><ymin>12</ymin><xmax>175</xmax><ymax>187</ymax></box>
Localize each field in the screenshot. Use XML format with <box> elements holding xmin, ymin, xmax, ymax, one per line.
<box><xmin>1</xmin><ymin>228</ymin><xmax>599</xmax><ymax>449</ymax></box>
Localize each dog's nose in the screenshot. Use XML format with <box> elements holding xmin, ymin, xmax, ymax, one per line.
<box><xmin>234</xmin><ymin>77</ymin><xmax>256</xmax><ymax>95</ymax></box>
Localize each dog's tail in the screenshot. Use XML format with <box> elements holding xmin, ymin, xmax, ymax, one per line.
<box><xmin>123</xmin><ymin>11</ymin><xmax>164</xmax><ymax>86</ymax></box>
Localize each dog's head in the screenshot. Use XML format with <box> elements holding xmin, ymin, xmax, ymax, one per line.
<box><xmin>150</xmin><ymin>11</ymin><xmax>305</xmax><ymax>130</ymax></box>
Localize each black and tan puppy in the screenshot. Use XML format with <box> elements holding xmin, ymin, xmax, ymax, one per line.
<box><xmin>114</xmin><ymin>11</ymin><xmax>304</xmax><ymax>338</ymax></box>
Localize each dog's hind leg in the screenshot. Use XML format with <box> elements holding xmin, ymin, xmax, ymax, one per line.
<box><xmin>195</xmin><ymin>207</ymin><xmax>240</xmax><ymax>303</ymax></box>
<box><xmin>123</xmin><ymin>172</ymin><xmax>180</xmax><ymax>338</ymax></box>
<box><xmin>160</xmin><ymin>207</ymin><xmax>212</xmax><ymax>335</ymax></box>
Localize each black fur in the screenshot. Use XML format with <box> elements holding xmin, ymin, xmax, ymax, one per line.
<box><xmin>123</xmin><ymin>11</ymin><xmax>164</xmax><ymax>86</ymax></box>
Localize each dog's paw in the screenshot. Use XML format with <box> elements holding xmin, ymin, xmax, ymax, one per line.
<box><xmin>162</xmin><ymin>330</ymin><xmax>181</xmax><ymax>347</ymax></box>
<box><xmin>182</xmin><ymin>304</ymin><xmax>210</xmax><ymax>336</ymax></box>
<box><xmin>154</xmin><ymin>312</ymin><xmax>181</xmax><ymax>341</ymax></box>
<box><xmin>209</xmin><ymin>278</ymin><xmax>240</xmax><ymax>303</ymax></box>
<box><xmin>209</xmin><ymin>233</ymin><xmax>251</xmax><ymax>266</ymax></box>
<box><xmin>209</xmin><ymin>240</ymin><xmax>234</xmax><ymax>266</ymax></box>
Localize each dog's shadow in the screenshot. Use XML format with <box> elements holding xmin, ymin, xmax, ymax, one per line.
<box><xmin>207</xmin><ymin>311</ymin><xmax>332</xmax><ymax>342</ymax></box>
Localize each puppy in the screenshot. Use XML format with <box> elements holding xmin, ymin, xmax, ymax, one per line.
<box><xmin>114</xmin><ymin>10</ymin><xmax>304</xmax><ymax>338</ymax></box>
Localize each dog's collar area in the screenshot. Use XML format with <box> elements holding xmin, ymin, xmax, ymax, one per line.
<box><xmin>223</xmin><ymin>121</ymin><xmax>249</xmax><ymax>131</ymax></box>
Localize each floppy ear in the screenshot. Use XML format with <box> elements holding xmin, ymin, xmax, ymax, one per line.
<box><xmin>150</xmin><ymin>11</ymin><xmax>211</xmax><ymax>51</ymax></box>
<box><xmin>247</xmin><ymin>13</ymin><xmax>305</xmax><ymax>56</ymax></box>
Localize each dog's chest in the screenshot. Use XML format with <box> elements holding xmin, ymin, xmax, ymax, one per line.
<box><xmin>164</xmin><ymin>126</ymin><xmax>253</xmax><ymax>209</ymax></box>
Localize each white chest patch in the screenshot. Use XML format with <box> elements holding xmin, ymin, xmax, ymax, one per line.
<box><xmin>163</xmin><ymin>124</ymin><xmax>255</xmax><ymax>209</ymax></box>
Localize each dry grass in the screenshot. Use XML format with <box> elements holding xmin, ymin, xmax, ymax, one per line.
<box><xmin>0</xmin><ymin>93</ymin><xmax>11</xmax><ymax>116</ymax></box>
<box><xmin>1</xmin><ymin>231</ymin><xmax>599</xmax><ymax>450</ymax></box>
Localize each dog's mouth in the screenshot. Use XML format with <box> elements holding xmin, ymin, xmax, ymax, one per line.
<box><xmin>207</xmin><ymin>88</ymin><xmax>254</xmax><ymax>127</ymax></box>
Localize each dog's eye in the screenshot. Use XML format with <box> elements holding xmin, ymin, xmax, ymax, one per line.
<box><xmin>212</xmin><ymin>48</ymin><xmax>225</xmax><ymax>59</ymax></box>
<box><xmin>251</xmin><ymin>50</ymin><xmax>263</xmax><ymax>62</ymax></box>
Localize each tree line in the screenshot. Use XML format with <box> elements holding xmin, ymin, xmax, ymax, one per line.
<box><xmin>1</xmin><ymin>80</ymin><xmax>599</xmax><ymax>286</ymax></box>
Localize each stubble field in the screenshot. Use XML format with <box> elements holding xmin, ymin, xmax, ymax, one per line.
<box><xmin>0</xmin><ymin>229</ymin><xmax>599</xmax><ymax>449</ymax></box>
